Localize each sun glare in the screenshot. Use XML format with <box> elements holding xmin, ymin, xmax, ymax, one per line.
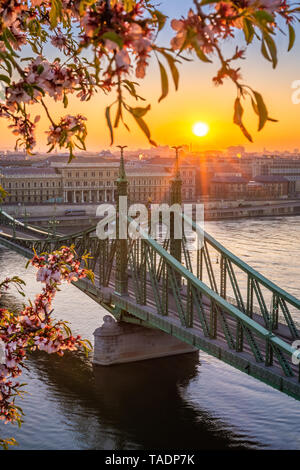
<box><xmin>192</xmin><ymin>122</ymin><xmax>209</xmax><ymax>137</ymax></box>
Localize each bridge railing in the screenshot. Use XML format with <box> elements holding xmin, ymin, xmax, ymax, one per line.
<box><xmin>181</xmin><ymin>213</ymin><xmax>300</xmax><ymax>341</ymax></box>
<box><xmin>0</xmin><ymin>208</ymin><xmax>49</xmax><ymax>237</ymax></box>
<box><xmin>126</xmin><ymin>214</ymin><xmax>299</xmax><ymax>382</ymax></box>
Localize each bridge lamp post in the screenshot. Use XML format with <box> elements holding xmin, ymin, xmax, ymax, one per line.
<box><xmin>48</xmin><ymin>217</ymin><xmax>59</xmax><ymax>238</ymax></box>
<box><xmin>24</xmin><ymin>208</ymin><xmax>30</xmax><ymax>228</ymax></box>
<box><xmin>9</xmin><ymin>220</ymin><xmax>16</xmax><ymax>238</ymax></box>
<box><xmin>15</xmin><ymin>202</ymin><xmax>21</xmax><ymax>220</ymax></box>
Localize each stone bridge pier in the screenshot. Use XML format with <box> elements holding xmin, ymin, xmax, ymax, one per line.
<box><xmin>93</xmin><ymin>316</ymin><xmax>198</xmax><ymax>366</ymax></box>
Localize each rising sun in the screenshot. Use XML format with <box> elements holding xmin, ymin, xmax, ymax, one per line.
<box><xmin>192</xmin><ymin>122</ymin><xmax>209</xmax><ymax>137</ymax></box>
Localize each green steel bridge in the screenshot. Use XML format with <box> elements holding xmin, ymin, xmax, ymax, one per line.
<box><xmin>0</xmin><ymin>150</ymin><xmax>300</xmax><ymax>401</ymax></box>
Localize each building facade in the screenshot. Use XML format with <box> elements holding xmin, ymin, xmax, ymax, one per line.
<box><xmin>0</xmin><ymin>160</ymin><xmax>196</xmax><ymax>204</ymax></box>
<box><xmin>210</xmin><ymin>174</ymin><xmax>289</xmax><ymax>200</ymax></box>
<box><xmin>0</xmin><ymin>168</ymin><xmax>63</xmax><ymax>203</ymax></box>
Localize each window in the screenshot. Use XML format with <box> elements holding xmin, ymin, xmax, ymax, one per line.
<box><xmin>67</xmin><ymin>172</ymin><xmax>72</xmax><ymax>177</ymax></box>
<box><xmin>76</xmin><ymin>172</ymin><xmax>79</xmax><ymax>177</ymax></box>
<box><xmin>91</xmin><ymin>172</ymin><xmax>95</xmax><ymax>177</ymax></box>
<box><xmin>84</xmin><ymin>172</ymin><xmax>87</xmax><ymax>177</ymax></box>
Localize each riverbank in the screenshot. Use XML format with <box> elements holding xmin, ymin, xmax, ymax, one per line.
<box><xmin>203</xmin><ymin>200</ymin><xmax>300</xmax><ymax>220</ymax></box>
<box><xmin>2</xmin><ymin>199</ymin><xmax>300</xmax><ymax>225</ymax></box>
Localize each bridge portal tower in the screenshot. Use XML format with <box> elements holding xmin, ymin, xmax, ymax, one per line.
<box><xmin>115</xmin><ymin>145</ymin><xmax>128</xmax><ymax>296</ymax></box>
<box><xmin>170</xmin><ymin>146</ymin><xmax>182</xmax><ymax>270</ymax></box>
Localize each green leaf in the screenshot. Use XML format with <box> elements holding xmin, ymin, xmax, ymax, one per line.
<box><xmin>130</xmin><ymin>104</ymin><xmax>151</xmax><ymax>118</ymax></box>
<box><xmin>233</xmin><ymin>98</ymin><xmax>253</xmax><ymax>142</ymax></box>
<box><xmin>63</xmin><ymin>93</ymin><xmax>68</xmax><ymax>108</ymax></box>
<box><xmin>0</xmin><ymin>74</ymin><xmax>10</xmax><ymax>85</ymax></box>
<box><xmin>261</xmin><ymin>39</ymin><xmax>272</xmax><ymax>62</ymax></box>
<box><xmin>105</xmin><ymin>106</ymin><xmax>114</xmax><ymax>145</ymax></box>
<box><xmin>253</xmin><ymin>91</ymin><xmax>268</xmax><ymax>131</ymax></box>
<box><xmin>191</xmin><ymin>39</ymin><xmax>212</xmax><ymax>63</ymax></box>
<box><xmin>158</xmin><ymin>60</ymin><xmax>169</xmax><ymax>103</ymax></box>
<box><xmin>49</xmin><ymin>0</ymin><xmax>62</xmax><ymax>29</ymax></box>
<box><xmin>254</xmin><ymin>11</ymin><xmax>274</xmax><ymax>24</ymax></box>
<box><xmin>263</xmin><ymin>33</ymin><xmax>277</xmax><ymax>68</ymax></box>
<box><xmin>114</xmin><ymin>99</ymin><xmax>122</xmax><ymax>128</ymax></box>
<box><xmin>288</xmin><ymin>23</ymin><xmax>296</xmax><ymax>51</ymax></box>
<box><xmin>2</xmin><ymin>29</ymin><xmax>19</xmax><ymax>57</ymax></box>
<box><xmin>129</xmin><ymin>108</ymin><xmax>157</xmax><ymax>146</ymax></box>
<box><xmin>243</xmin><ymin>18</ymin><xmax>255</xmax><ymax>44</ymax></box>
<box><xmin>102</xmin><ymin>31</ymin><xmax>124</xmax><ymax>49</ymax></box>
<box><xmin>153</xmin><ymin>10</ymin><xmax>167</xmax><ymax>32</ymax></box>
<box><xmin>123</xmin><ymin>0</ymin><xmax>134</xmax><ymax>12</ymax></box>
<box><xmin>200</xmin><ymin>0</ymin><xmax>218</xmax><ymax>4</ymax></box>
<box><xmin>36</xmin><ymin>64</ymin><xmax>44</xmax><ymax>75</ymax></box>
<box><xmin>158</xmin><ymin>49</ymin><xmax>179</xmax><ymax>90</ymax></box>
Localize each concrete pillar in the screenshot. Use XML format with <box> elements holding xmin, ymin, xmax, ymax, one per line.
<box><xmin>93</xmin><ymin>316</ymin><xmax>197</xmax><ymax>366</ymax></box>
<box><xmin>81</xmin><ymin>190</ymin><xmax>84</xmax><ymax>203</ymax></box>
<box><xmin>73</xmin><ymin>190</ymin><xmax>76</xmax><ymax>203</ymax></box>
<box><xmin>89</xmin><ymin>190</ymin><xmax>92</xmax><ymax>202</ymax></box>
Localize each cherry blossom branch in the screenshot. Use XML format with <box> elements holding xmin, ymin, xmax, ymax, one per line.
<box><xmin>0</xmin><ymin>245</ymin><xmax>94</xmax><ymax>447</ymax></box>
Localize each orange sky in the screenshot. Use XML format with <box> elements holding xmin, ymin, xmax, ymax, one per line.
<box><xmin>1</xmin><ymin>4</ymin><xmax>300</xmax><ymax>153</ymax></box>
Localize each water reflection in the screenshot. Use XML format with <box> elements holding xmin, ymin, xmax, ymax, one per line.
<box><xmin>16</xmin><ymin>349</ymin><xmax>258</xmax><ymax>450</ymax></box>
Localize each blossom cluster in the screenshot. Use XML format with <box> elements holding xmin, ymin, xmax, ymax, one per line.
<box><xmin>6</xmin><ymin>58</ymin><xmax>79</xmax><ymax>109</ymax></box>
<box><xmin>79</xmin><ymin>1</ymin><xmax>154</xmax><ymax>80</ymax></box>
<box><xmin>0</xmin><ymin>0</ymin><xmax>298</xmax><ymax>153</ymax></box>
<box><xmin>46</xmin><ymin>114</ymin><xmax>87</xmax><ymax>157</ymax></box>
<box><xmin>0</xmin><ymin>246</ymin><xmax>92</xmax><ymax>428</ymax></box>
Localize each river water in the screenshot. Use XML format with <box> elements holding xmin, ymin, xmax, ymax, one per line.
<box><xmin>0</xmin><ymin>216</ymin><xmax>300</xmax><ymax>450</ymax></box>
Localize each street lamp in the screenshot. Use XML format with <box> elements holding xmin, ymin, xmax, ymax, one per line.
<box><xmin>24</xmin><ymin>207</ymin><xmax>30</xmax><ymax>228</ymax></box>
<box><xmin>171</xmin><ymin>145</ymin><xmax>182</xmax><ymax>179</ymax></box>
<box><xmin>48</xmin><ymin>216</ymin><xmax>59</xmax><ymax>238</ymax></box>
<box><xmin>9</xmin><ymin>219</ymin><xmax>16</xmax><ymax>238</ymax></box>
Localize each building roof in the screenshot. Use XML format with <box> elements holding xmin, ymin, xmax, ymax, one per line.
<box><xmin>253</xmin><ymin>175</ymin><xmax>288</xmax><ymax>183</ymax></box>
<box><xmin>45</xmin><ymin>155</ymin><xmax>121</xmax><ymax>165</ymax></box>
<box><xmin>211</xmin><ymin>175</ymin><xmax>248</xmax><ymax>183</ymax></box>
<box><xmin>126</xmin><ymin>166</ymin><xmax>172</xmax><ymax>176</ymax></box>
<box><xmin>0</xmin><ymin>167</ymin><xmax>60</xmax><ymax>177</ymax></box>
